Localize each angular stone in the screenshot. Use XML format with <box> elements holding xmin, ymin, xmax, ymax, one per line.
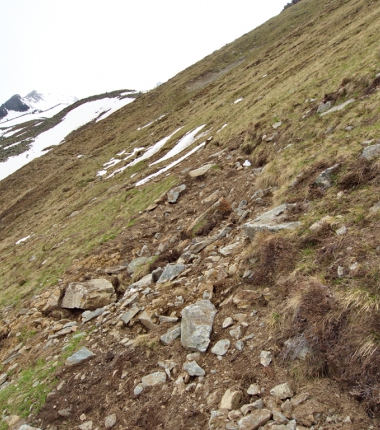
<box><xmin>125</xmin><ymin>274</ymin><xmax>153</xmax><ymax>292</ymax></box>
<box><xmin>220</xmin><ymin>388</ymin><xmax>242</xmax><ymax>410</ymax></box>
<box><xmin>247</xmin><ymin>384</ymin><xmax>261</xmax><ymax>396</ymax></box>
<box><xmin>362</xmin><ymin>143</ymin><xmax>380</xmax><ymax>160</ymax></box>
<box><xmin>66</xmin><ymin>347</ymin><xmax>95</xmax><ymax>366</ymax></box>
<box><xmin>141</xmin><ymin>371</ymin><xmax>166</xmax><ymax>387</ymax></box>
<box><xmin>42</xmin><ymin>287</ymin><xmax>62</xmax><ymax>312</ymax></box>
<box><xmin>317</xmin><ymin>101</ymin><xmax>332</xmax><ymax>113</ymax></box>
<box><xmin>222</xmin><ymin>317</ymin><xmax>234</xmax><ymax>328</ymax></box>
<box><xmin>273</xmin><ymin>410</ymin><xmax>289</xmax><ymax>424</ymax></box>
<box><xmin>160</xmin><ymin>324</ymin><xmax>181</xmax><ymax>345</ymax></box>
<box><xmin>314</xmin><ymin>163</ymin><xmax>340</xmax><ymax>188</ymax></box>
<box><xmin>121</xmin><ymin>304</ymin><xmax>140</xmax><ymax>325</ymax></box>
<box><xmin>138</xmin><ymin>309</ymin><xmax>156</xmax><ymax>330</ymax></box>
<box><xmin>183</xmin><ymin>360</ymin><xmax>205</xmax><ymax>376</ymax></box>
<box><xmin>181</xmin><ymin>300</ymin><xmax>217</xmax><ymax>352</ymax></box>
<box><xmin>189</xmin><ymin>164</ymin><xmax>213</xmax><ymax>178</ymax></box>
<box><xmin>237</xmin><ymin>408</ymin><xmax>271</xmax><ymax>429</ymax></box>
<box><xmin>157</xmin><ymin>264</ymin><xmax>187</xmax><ymax>284</ymax></box>
<box><xmin>211</xmin><ymin>339</ymin><xmax>230</xmax><ymax>356</ymax></box>
<box><xmin>260</xmin><ymin>350</ymin><xmax>272</xmax><ymax>367</ymax></box>
<box><xmin>167</xmin><ymin>184</ymin><xmax>186</xmax><ymax>203</ymax></box>
<box><xmin>61</xmin><ymin>279</ymin><xmax>116</xmax><ymax>310</ymax></box>
<box><xmin>270</xmin><ymin>382</ymin><xmax>294</xmax><ymax>399</ymax></box>
<box><xmin>105</xmin><ymin>413</ymin><xmax>117</xmax><ymax>428</ymax></box>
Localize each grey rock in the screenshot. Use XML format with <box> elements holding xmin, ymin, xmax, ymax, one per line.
<box><xmin>314</xmin><ymin>163</ymin><xmax>340</xmax><ymax>188</ymax></box>
<box><xmin>167</xmin><ymin>184</ymin><xmax>186</xmax><ymax>203</ymax></box>
<box><xmin>79</xmin><ymin>421</ymin><xmax>93</xmax><ymax>430</ymax></box>
<box><xmin>160</xmin><ymin>324</ymin><xmax>181</xmax><ymax>345</ymax></box>
<box><xmin>361</xmin><ymin>143</ymin><xmax>380</xmax><ymax>160</ymax></box>
<box><xmin>235</xmin><ymin>340</ymin><xmax>244</xmax><ymax>351</ymax></box>
<box><xmin>320</xmin><ymin>98</ymin><xmax>355</xmax><ymax>116</ymax></box>
<box><xmin>82</xmin><ymin>307</ymin><xmax>105</xmax><ymax>324</ymax></box>
<box><xmin>181</xmin><ymin>300</ymin><xmax>217</xmax><ymax>352</ymax></box>
<box><xmin>260</xmin><ymin>350</ymin><xmax>272</xmax><ymax>367</ymax></box>
<box><xmin>134</xmin><ymin>384</ymin><xmax>144</xmax><ymax>395</ymax></box>
<box><xmin>241</xmin><ymin>400</ymin><xmax>264</xmax><ymax>415</ymax></box>
<box><xmin>270</xmin><ymin>382</ymin><xmax>294</xmax><ymax>399</ymax></box>
<box><xmin>243</xmin><ymin>221</ymin><xmax>300</xmax><ymax>240</ymax></box>
<box><xmin>61</xmin><ymin>279</ymin><xmax>116</xmax><ymax>310</ymax></box>
<box><xmin>237</xmin><ymin>409</ymin><xmax>271</xmax><ymax>429</ymax></box>
<box><xmin>211</xmin><ymin>339</ymin><xmax>230</xmax><ymax>356</ymax></box>
<box><xmin>317</xmin><ymin>101</ymin><xmax>332</xmax><ymax>113</ymax></box>
<box><xmin>229</xmin><ymin>325</ymin><xmax>242</xmax><ymax>340</ymax></box>
<box><xmin>141</xmin><ymin>371</ymin><xmax>166</xmax><ymax>387</ymax></box>
<box><xmin>243</xmin><ymin>204</ymin><xmax>300</xmax><ymax>240</ymax></box>
<box><xmin>127</xmin><ymin>274</ymin><xmax>153</xmax><ymax>291</ymax></box>
<box><xmin>222</xmin><ymin>317</ymin><xmax>234</xmax><ymax>328</ymax></box>
<box><xmin>189</xmin><ymin>164</ymin><xmax>213</xmax><ymax>178</ymax></box>
<box><xmin>183</xmin><ymin>360</ymin><xmax>205</xmax><ymax>376</ymax></box>
<box><xmin>66</xmin><ymin>347</ymin><xmax>95</xmax><ymax>366</ymax></box>
<box><xmin>272</xmin><ymin>121</ymin><xmax>282</xmax><ymax>129</ymax></box>
<box><xmin>105</xmin><ymin>413</ymin><xmax>117</xmax><ymax>428</ymax></box>
<box><xmin>157</xmin><ymin>264</ymin><xmax>187</xmax><ymax>284</ymax></box>
<box><xmin>121</xmin><ymin>304</ymin><xmax>140</xmax><ymax>325</ymax></box>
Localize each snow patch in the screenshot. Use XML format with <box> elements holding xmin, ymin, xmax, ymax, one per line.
<box><xmin>234</xmin><ymin>98</ymin><xmax>243</xmax><ymax>104</ymax></box>
<box><xmin>135</xmin><ymin>141</ymin><xmax>205</xmax><ymax>187</ymax></box>
<box><xmin>150</xmin><ymin>125</ymin><xmax>205</xmax><ymax>166</ymax></box>
<box><xmin>216</xmin><ymin>124</ymin><xmax>228</xmax><ymax>133</ymax></box>
<box><xmin>137</xmin><ymin>114</ymin><xmax>166</xmax><ymax>130</ymax></box>
<box><xmin>15</xmin><ymin>235</ymin><xmax>31</xmax><ymax>245</ymax></box>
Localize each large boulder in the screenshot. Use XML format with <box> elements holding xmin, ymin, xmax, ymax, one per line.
<box><xmin>181</xmin><ymin>300</ymin><xmax>217</xmax><ymax>352</ymax></box>
<box><xmin>61</xmin><ymin>279</ymin><xmax>116</xmax><ymax>310</ymax></box>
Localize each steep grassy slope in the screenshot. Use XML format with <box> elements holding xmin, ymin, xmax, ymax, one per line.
<box><xmin>1</xmin><ymin>0</ymin><xmax>380</xmax><ymax>426</ymax></box>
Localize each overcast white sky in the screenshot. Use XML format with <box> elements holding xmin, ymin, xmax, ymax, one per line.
<box><xmin>0</xmin><ymin>1</ymin><xmax>286</xmax><ymax>102</ymax></box>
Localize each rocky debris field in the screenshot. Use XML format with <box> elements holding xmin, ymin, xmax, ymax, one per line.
<box><xmin>1</xmin><ymin>142</ymin><xmax>379</xmax><ymax>430</ymax></box>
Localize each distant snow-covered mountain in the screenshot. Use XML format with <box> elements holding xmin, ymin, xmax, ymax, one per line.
<box><xmin>0</xmin><ymin>90</ymin><xmax>78</xmax><ymax>123</ymax></box>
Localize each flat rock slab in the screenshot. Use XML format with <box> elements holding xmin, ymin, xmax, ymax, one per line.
<box><xmin>189</xmin><ymin>164</ymin><xmax>213</xmax><ymax>178</ymax></box>
<box><xmin>181</xmin><ymin>300</ymin><xmax>217</xmax><ymax>352</ymax></box>
<box><xmin>61</xmin><ymin>279</ymin><xmax>116</xmax><ymax>310</ymax></box>
<box><xmin>82</xmin><ymin>307</ymin><xmax>105</xmax><ymax>324</ymax></box>
<box><xmin>243</xmin><ymin>221</ymin><xmax>300</xmax><ymax>240</ymax></box>
<box><xmin>238</xmin><ymin>409</ymin><xmax>272</xmax><ymax>430</ymax></box>
<box><xmin>157</xmin><ymin>264</ymin><xmax>187</xmax><ymax>284</ymax></box>
<box><xmin>66</xmin><ymin>347</ymin><xmax>95</xmax><ymax>366</ymax></box>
